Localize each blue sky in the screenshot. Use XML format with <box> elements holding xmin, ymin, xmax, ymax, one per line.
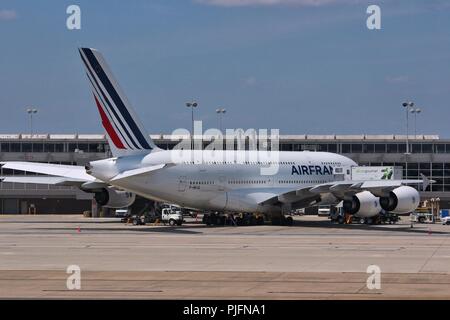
<box><xmin>0</xmin><ymin>0</ymin><xmax>450</xmax><ymax>136</ymax></box>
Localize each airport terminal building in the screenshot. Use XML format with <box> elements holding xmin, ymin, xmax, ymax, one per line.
<box><xmin>1</xmin><ymin>133</ymin><xmax>449</xmax><ymax>214</ymax></box>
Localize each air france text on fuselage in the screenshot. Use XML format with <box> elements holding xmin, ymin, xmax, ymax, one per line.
<box><xmin>291</xmin><ymin>165</ymin><xmax>333</xmax><ymax>176</ymax></box>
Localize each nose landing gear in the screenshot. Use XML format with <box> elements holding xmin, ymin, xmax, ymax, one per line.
<box><xmin>270</xmin><ymin>214</ymin><xmax>294</xmax><ymax>226</ymax></box>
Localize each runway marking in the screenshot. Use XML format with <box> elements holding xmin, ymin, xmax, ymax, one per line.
<box><xmin>267</xmin><ymin>291</ymin><xmax>382</xmax><ymax>295</ymax></box>
<box><xmin>43</xmin><ymin>289</ymin><xmax>164</xmax><ymax>293</ymax></box>
<box><xmin>2</xmin><ymin>277</ymin><xmax>450</xmax><ymax>285</ymax></box>
<box><xmin>418</xmin><ymin>237</ymin><xmax>450</xmax><ymax>273</ymax></box>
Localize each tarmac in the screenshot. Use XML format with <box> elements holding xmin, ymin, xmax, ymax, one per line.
<box><xmin>0</xmin><ymin>214</ymin><xmax>449</xmax><ymax>299</ymax></box>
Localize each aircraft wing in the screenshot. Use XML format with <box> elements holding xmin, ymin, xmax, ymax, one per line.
<box><xmin>309</xmin><ymin>175</ymin><xmax>432</xmax><ymax>197</ymax></box>
<box><xmin>0</xmin><ymin>161</ymin><xmax>95</xmax><ymax>182</ymax></box>
<box><xmin>257</xmin><ymin>186</ymin><xmax>322</xmax><ymax>210</ymax></box>
<box><xmin>257</xmin><ymin>176</ymin><xmax>432</xmax><ymax>208</ymax></box>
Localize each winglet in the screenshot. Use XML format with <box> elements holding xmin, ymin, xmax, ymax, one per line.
<box><xmin>420</xmin><ymin>173</ymin><xmax>433</xmax><ymax>191</ymax></box>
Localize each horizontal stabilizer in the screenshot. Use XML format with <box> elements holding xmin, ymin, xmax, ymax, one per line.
<box><xmin>111</xmin><ymin>164</ymin><xmax>166</xmax><ymax>181</ymax></box>
<box><xmin>1</xmin><ymin>162</ymin><xmax>95</xmax><ymax>182</ymax></box>
<box><xmin>0</xmin><ymin>176</ymin><xmax>86</xmax><ymax>186</ymax></box>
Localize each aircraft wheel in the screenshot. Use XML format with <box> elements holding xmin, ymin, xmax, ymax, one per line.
<box><xmin>271</xmin><ymin>216</ymin><xmax>281</xmax><ymax>225</ymax></box>
<box><xmin>285</xmin><ymin>216</ymin><xmax>293</xmax><ymax>226</ymax></box>
<box><xmin>256</xmin><ymin>216</ymin><xmax>264</xmax><ymax>225</ymax></box>
<box><xmin>169</xmin><ymin>219</ymin><xmax>176</xmax><ymax>226</ymax></box>
<box><xmin>359</xmin><ymin>218</ymin><xmax>366</xmax><ymax>224</ymax></box>
<box><xmin>217</xmin><ymin>216</ymin><xmax>226</xmax><ymax>226</ymax></box>
<box><xmin>337</xmin><ymin>216</ymin><xmax>344</xmax><ymax>224</ymax></box>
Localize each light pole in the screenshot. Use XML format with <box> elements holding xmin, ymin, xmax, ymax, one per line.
<box><xmin>402</xmin><ymin>101</ymin><xmax>414</xmax><ymax>178</ymax></box>
<box><xmin>402</xmin><ymin>101</ymin><xmax>414</xmax><ymax>154</ymax></box>
<box><xmin>216</xmin><ymin>108</ymin><xmax>226</xmax><ymax>133</ymax></box>
<box><xmin>186</xmin><ymin>100</ymin><xmax>198</xmax><ymax>149</ymax></box>
<box><xmin>26</xmin><ymin>108</ymin><xmax>38</xmax><ymax>136</ymax></box>
<box><xmin>410</xmin><ymin>108</ymin><xmax>421</xmax><ymax>140</ymax></box>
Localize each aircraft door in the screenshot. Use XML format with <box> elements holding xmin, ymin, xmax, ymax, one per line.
<box><xmin>332</xmin><ymin>166</ymin><xmax>352</xmax><ymax>181</ymax></box>
<box><xmin>178</xmin><ymin>176</ymin><xmax>187</xmax><ymax>192</ymax></box>
<box><xmin>218</xmin><ymin>175</ymin><xmax>226</xmax><ymax>191</ymax></box>
<box><xmin>332</xmin><ymin>167</ymin><xmax>345</xmax><ymax>181</ymax></box>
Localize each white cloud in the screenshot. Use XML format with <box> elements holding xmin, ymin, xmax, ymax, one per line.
<box><xmin>386</xmin><ymin>75</ymin><xmax>410</xmax><ymax>84</ymax></box>
<box><xmin>0</xmin><ymin>9</ymin><xmax>17</xmax><ymax>21</ymax></box>
<box><xmin>195</xmin><ymin>0</ymin><xmax>357</xmax><ymax>7</ymax></box>
<box><xmin>242</xmin><ymin>76</ymin><xmax>257</xmax><ymax>86</ymax></box>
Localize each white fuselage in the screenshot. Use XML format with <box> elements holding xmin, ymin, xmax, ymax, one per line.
<box><xmin>89</xmin><ymin>150</ymin><xmax>357</xmax><ymax>214</ymax></box>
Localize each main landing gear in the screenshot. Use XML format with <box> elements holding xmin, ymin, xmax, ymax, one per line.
<box><xmin>202</xmin><ymin>212</ymin><xmax>293</xmax><ymax>226</ymax></box>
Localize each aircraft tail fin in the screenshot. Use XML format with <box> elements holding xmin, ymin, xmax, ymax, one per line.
<box><xmin>78</xmin><ymin>47</ymin><xmax>159</xmax><ymax>157</ymax></box>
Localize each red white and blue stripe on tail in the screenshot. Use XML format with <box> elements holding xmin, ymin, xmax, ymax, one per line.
<box><xmin>79</xmin><ymin>47</ymin><xmax>157</xmax><ymax>157</ymax></box>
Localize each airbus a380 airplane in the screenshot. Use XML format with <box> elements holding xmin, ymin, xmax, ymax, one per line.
<box><xmin>0</xmin><ymin>48</ymin><xmax>430</xmax><ymax>221</ymax></box>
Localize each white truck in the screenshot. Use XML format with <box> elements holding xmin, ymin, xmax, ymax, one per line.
<box><xmin>317</xmin><ymin>205</ymin><xmax>331</xmax><ymax>217</ymax></box>
<box><xmin>160</xmin><ymin>208</ymin><xmax>184</xmax><ymax>226</ymax></box>
<box><xmin>127</xmin><ymin>204</ymin><xmax>184</xmax><ymax>226</ymax></box>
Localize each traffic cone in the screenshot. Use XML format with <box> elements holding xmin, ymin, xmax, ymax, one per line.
<box><xmin>77</xmin><ymin>226</ymin><xmax>81</xmax><ymax>233</ymax></box>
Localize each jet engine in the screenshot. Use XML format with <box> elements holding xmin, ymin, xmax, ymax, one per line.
<box><xmin>379</xmin><ymin>186</ymin><xmax>420</xmax><ymax>214</ymax></box>
<box><xmin>94</xmin><ymin>187</ymin><xmax>136</xmax><ymax>208</ymax></box>
<box><xmin>342</xmin><ymin>191</ymin><xmax>381</xmax><ymax>218</ymax></box>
